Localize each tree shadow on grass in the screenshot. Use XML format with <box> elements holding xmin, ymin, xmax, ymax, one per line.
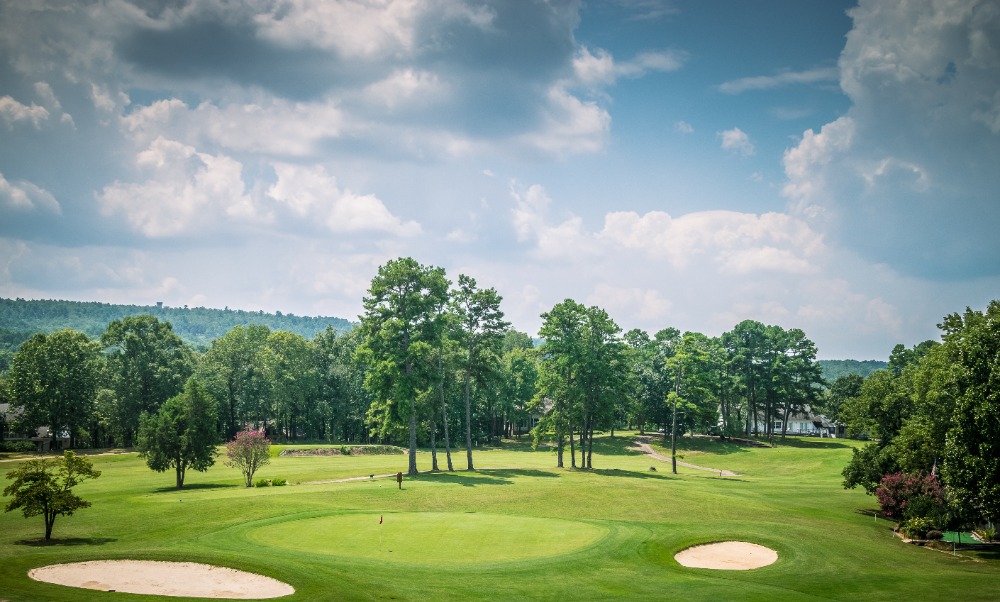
<box><xmin>422</xmin><ymin>472</ymin><xmax>515</xmax><ymax>487</ymax></box>
<box><xmin>591</xmin><ymin>468</ymin><xmax>677</xmax><ymax>481</ymax></box>
<box><xmin>16</xmin><ymin>537</ymin><xmax>117</xmax><ymax>546</ymax></box>
<box><xmin>150</xmin><ymin>483</ymin><xmax>240</xmax><ymax>494</ymax></box>
<box><xmin>673</xmin><ymin>436</ymin><xmax>752</xmax><ymax>456</ymax></box>
<box><xmin>480</xmin><ymin>468</ymin><xmax>559</xmax><ymax>479</ymax></box>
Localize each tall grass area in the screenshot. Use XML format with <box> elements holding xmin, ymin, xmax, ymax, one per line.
<box><xmin>1</xmin><ymin>435</ymin><xmax>997</xmax><ymax>601</ymax></box>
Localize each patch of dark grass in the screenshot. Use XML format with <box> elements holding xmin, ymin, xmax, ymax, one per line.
<box><xmin>16</xmin><ymin>537</ymin><xmax>117</xmax><ymax>546</ymax></box>
<box><xmin>150</xmin><ymin>483</ymin><xmax>240</xmax><ymax>493</ymax></box>
<box><xmin>772</xmin><ymin>437</ymin><xmax>852</xmax><ymax>450</ymax></box>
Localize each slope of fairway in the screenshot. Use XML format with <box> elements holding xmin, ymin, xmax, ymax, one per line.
<box><xmin>253</xmin><ymin>512</ymin><xmax>608</xmax><ymax>564</ymax></box>
<box><xmin>1</xmin><ymin>435</ymin><xmax>998</xmax><ymax>601</ymax></box>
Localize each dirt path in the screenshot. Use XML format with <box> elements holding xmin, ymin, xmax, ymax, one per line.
<box><xmin>631</xmin><ymin>437</ymin><xmax>740</xmax><ymax>476</ymax></box>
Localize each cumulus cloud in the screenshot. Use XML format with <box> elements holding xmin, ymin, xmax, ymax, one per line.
<box><xmin>0</xmin><ymin>172</ymin><xmax>61</xmax><ymax>213</ymax></box>
<box><xmin>266</xmin><ymin>163</ymin><xmax>420</xmax><ymax>236</ymax></box>
<box><xmin>0</xmin><ymin>95</ymin><xmax>49</xmax><ymax>128</ymax></box>
<box><xmin>598</xmin><ymin>210</ymin><xmax>822</xmax><ymax>273</ymax></box>
<box><xmin>98</xmin><ymin>137</ymin><xmax>257</xmax><ymax>237</ymax></box>
<box><xmin>782</xmin><ymin>0</ymin><xmax>1000</xmax><ymax>279</ymax></box>
<box><xmin>719</xmin><ymin>127</ymin><xmax>756</xmax><ymax>156</ymax></box>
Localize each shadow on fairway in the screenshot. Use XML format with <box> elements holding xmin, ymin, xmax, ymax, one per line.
<box><xmin>592</xmin><ymin>468</ymin><xmax>677</xmax><ymax>481</ymax></box>
<box><xmin>150</xmin><ymin>483</ymin><xmax>241</xmax><ymax>494</ymax></box>
<box><xmin>424</xmin><ymin>472</ymin><xmax>515</xmax><ymax>487</ymax></box>
<box><xmin>674</xmin><ymin>437</ymin><xmax>752</xmax><ymax>456</ymax></box>
<box><xmin>16</xmin><ymin>537</ymin><xmax>118</xmax><ymax>546</ymax></box>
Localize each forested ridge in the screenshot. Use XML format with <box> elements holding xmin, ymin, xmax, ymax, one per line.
<box><xmin>0</xmin><ymin>297</ymin><xmax>352</xmax><ymax>357</ymax></box>
<box><xmin>817</xmin><ymin>359</ymin><xmax>887</xmax><ymax>381</ymax></box>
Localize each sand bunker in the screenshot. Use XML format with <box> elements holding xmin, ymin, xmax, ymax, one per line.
<box><xmin>29</xmin><ymin>560</ymin><xmax>294</xmax><ymax>599</ymax></box>
<box><xmin>674</xmin><ymin>541</ymin><xmax>778</xmax><ymax>570</ymax></box>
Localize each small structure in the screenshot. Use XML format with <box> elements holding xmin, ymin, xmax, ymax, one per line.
<box><xmin>0</xmin><ymin>403</ymin><xmax>69</xmax><ymax>451</ymax></box>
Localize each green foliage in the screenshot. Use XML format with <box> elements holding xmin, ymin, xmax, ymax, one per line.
<box><xmin>137</xmin><ymin>378</ymin><xmax>218</xmax><ymax>488</ymax></box>
<box><xmin>102</xmin><ymin>315</ymin><xmax>194</xmax><ymax>447</ymax></box>
<box><xmin>255</xmin><ymin>478</ymin><xmax>270</xmax><ymax>487</ymax></box>
<box><xmin>3</xmin><ymin>450</ymin><xmax>101</xmax><ymax>540</ymax></box>
<box><xmin>842</xmin><ymin>443</ymin><xmax>899</xmax><ymax>495</ymax></box>
<box><xmin>271</xmin><ymin>477</ymin><xmax>286</xmax><ymax>486</ymax></box>
<box><xmin>817</xmin><ymin>359</ymin><xmax>888</xmax><ymax>382</ymax></box>
<box><xmin>975</xmin><ymin>527</ymin><xmax>996</xmax><ymax>543</ymax></box>
<box><xmin>941</xmin><ymin>301</ymin><xmax>1000</xmax><ymax>524</ymax></box>
<box><xmin>357</xmin><ymin>257</ymin><xmax>450</xmax><ymax>475</ymax></box>
<box><xmin>0</xmin><ymin>441</ymin><xmax>37</xmax><ymax>453</ymax></box>
<box><xmin>7</xmin><ymin>329</ymin><xmax>102</xmax><ymax>447</ymax></box>
<box><xmin>901</xmin><ymin>516</ymin><xmax>936</xmax><ymax>539</ymax></box>
<box><xmin>0</xmin><ymin>297</ymin><xmax>351</xmax><ymax>350</ymax></box>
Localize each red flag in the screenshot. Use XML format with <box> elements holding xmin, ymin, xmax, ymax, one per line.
<box><xmin>379</xmin><ymin>515</ymin><xmax>383</xmax><ymax>524</ymax></box>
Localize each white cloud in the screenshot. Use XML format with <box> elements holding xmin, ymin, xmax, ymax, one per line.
<box><xmin>598</xmin><ymin>210</ymin><xmax>822</xmax><ymax>273</ymax></box>
<box><xmin>718</xmin><ymin>67</ymin><xmax>838</xmax><ymax>94</ymax></box>
<box><xmin>99</xmin><ymin>137</ymin><xmax>257</xmax><ymax>237</ymax></box>
<box><xmin>573</xmin><ymin>46</ymin><xmax>686</xmax><ymax>87</ymax></box>
<box><xmin>781</xmin><ymin>0</ymin><xmax>1000</xmax><ymax>278</ymax></box>
<box><xmin>586</xmin><ymin>283</ymin><xmax>673</xmax><ymax>323</ymax></box>
<box><xmin>0</xmin><ymin>95</ymin><xmax>49</xmax><ymax>128</ymax></box>
<box><xmin>0</xmin><ymin>172</ymin><xmax>61</xmax><ymax>213</ymax></box>
<box><xmin>519</xmin><ymin>86</ymin><xmax>611</xmax><ymax>156</ymax></box>
<box><xmin>719</xmin><ymin>127</ymin><xmax>755</xmax><ymax>156</ymax></box>
<box><xmin>674</xmin><ymin>120</ymin><xmax>693</xmax><ymax>134</ymax></box>
<box><xmin>267</xmin><ymin>163</ymin><xmax>420</xmax><ymax>236</ymax></box>
<box><xmin>123</xmin><ymin>98</ymin><xmax>345</xmax><ymax>158</ymax></box>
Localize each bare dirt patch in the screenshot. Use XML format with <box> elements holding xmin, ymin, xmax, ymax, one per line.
<box><xmin>674</xmin><ymin>541</ymin><xmax>778</xmax><ymax>570</ymax></box>
<box><xmin>28</xmin><ymin>560</ymin><xmax>294</xmax><ymax>598</ymax></box>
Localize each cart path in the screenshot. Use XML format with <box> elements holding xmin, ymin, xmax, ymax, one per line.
<box><xmin>631</xmin><ymin>436</ymin><xmax>740</xmax><ymax>476</ymax></box>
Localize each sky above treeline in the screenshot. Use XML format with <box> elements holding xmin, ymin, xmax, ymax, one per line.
<box><xmin>1</xmin><ymin>0</ymin><xmax>998</xmax><ymax>360</ymax></box>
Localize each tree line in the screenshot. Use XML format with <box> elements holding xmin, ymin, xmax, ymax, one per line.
<box><xmin>1</xmin><ymin>257</ymin><xmax>832</xmax><ymax>474</ymax></box>
<box><xmin>832</xmin><ymin>301</ymin><xmax>1000</xmax><ymax>533</ymax></box>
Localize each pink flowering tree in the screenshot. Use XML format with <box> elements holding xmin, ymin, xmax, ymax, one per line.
<box><xmin>225</xmin><ymin>429</ymin><xmax>271</xmax><ymax>487</ymax></box>
<box><xmin>875</xmin><ymin>471</ymin><xmax>945</xmax><ymax>518</ymax></box>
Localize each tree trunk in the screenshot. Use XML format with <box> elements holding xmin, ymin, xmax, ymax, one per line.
<box><xmin>440</xmin><ymin>373</ymin><xmax>454</xmax><ymax>471</ymax></box>
<box><xmin>587</xmin><ymin>424</ymin><xmax>594</xmax><ymax>469</ymax></box>
<box><xmin>671</xmin><ymin>398</ymin><xmax>679</xmax><ymax>475</ymax></box>
<box><xmin>569</xmin><ymin>421</ymin><xmax>576</xmax><ymax>468</ymax></box>
<box><xmin>430</xmin><ymin>415</ymin><xmax>439</xmax><ymax>471</ymax></box>
<box><xmin>176</xmin><ymin>464</ymin><xmax>185</xmax><ymax>489</ymax></box>
<box><xmin>464</xmin><ymin>374</ymin><xmax>474</xmax><ymax>470</ymax></box>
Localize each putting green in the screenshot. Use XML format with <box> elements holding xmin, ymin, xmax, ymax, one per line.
<box><xmin>249</xmin><ymin>512</ymin><xmax>609</xmax><ymax>565</ymax></box>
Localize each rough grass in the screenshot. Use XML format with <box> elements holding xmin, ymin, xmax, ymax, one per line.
<box><xmin>1</xmin><ymin>434</ymin><xmax>997</xmax><ymax>601</ymax></box>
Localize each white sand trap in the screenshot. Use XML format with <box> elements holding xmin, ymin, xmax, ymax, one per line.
<box><xmin>29</xmin><ymin>560</ymin><xmax>294</xmax><ymax>598</ymax></box>
<box><xmin>674</xmin><ymin>541</ymin><xmax>778</xmax><ymax>570</ymax></box>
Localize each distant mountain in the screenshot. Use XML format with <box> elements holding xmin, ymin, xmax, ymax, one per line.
<box><xmin>0</xmin><ymin>298</ymin><xmax>354</xmax><ymax>353</ymax></box>
<box><xmin>817</xmin><ymin>359</ymin><xmax>887</xmax><ymax>382</ymax></box>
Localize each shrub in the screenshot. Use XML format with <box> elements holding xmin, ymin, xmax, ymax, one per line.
<box><xmin>902</xmin><ymin>516</ymin><xmax>935</xmax><ymax>539</ymax></box>
<box><xmin>975</xmin><ymin>527</ymin><xmax>996</xmax><ymax>543</ymax></box>
<box><xmin>340</xmin><ymin>445</ymin><xmax>351</xmax><ymax>456</ymax></box>
<box><xmin>225</xmin><ymin>429</ymin><xmax>271</xmax><ymax>488</ymax></box>
<box><xmin>271</xmin><ymin>477</ymin><xmax>287</xmax><ymax>486</ymax></box>
<box><xmin>875</xmin><ymin>472</ymin><xmax>945</xmax><ymax>519</ymax></box>
<box><xmin>0</xmin><ymin>441</ymin><xmax>38</xmax><ymax>453</ymax></box>
<box><xmin>255</xmin><ymin>478</ymin><xmax>270</xmax><ymax>487</ymax></box>
<box><xmin>926</xmin><ymin>530</ymin><xmax>943</xmax><ymax>541</ymax></box>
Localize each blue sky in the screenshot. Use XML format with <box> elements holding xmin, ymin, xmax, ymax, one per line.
<box><xmin>1</xmin><ymin>0</ymin><xmax>998</xmax><ymax>359</ymax></box>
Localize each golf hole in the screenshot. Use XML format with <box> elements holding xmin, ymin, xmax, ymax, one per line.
<box><xmin>250</xmin><ymin>512</ymin><xmax>609</xmax><ymax>564</ymax></box>
<box><xmin>674</xmin><ymin>541</ymin><xmax>778</xmax><ymax>570</ymax></box>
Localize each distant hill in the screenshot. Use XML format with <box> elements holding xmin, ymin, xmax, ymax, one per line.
<box><xmin>0</xmin><ymin>297</ymin><xmax>354</xmax><ymax>354</ymax></box>
<box><xmin>817</xmin><ymin>359</ymin><xmax>887</xmax><ymax>382</ymax></box>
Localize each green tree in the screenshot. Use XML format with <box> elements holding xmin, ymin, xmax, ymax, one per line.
<box><xmin>7</xmin><ymin>329</ymin><xmax>102</xmax><ymax>448</ymax></box>
<box><xmin>196</xmin><ymin>324</ymin><xmax>271</xmax><ymax>439</ymax></box>
<box><xmin>450</xmin><ymin>274</ymin><xmax>509</xmax><ymax>470</ymax></box>
<box><xmin>225</xmin><ymin>428</ymin><xmax>271</xmax><ymax>488</ymax></box>
<box><xmin>102</xmin><ymin>315</ymin><xmax>193</xmax><ymax>447</ymax></box>
<box><xmin>357</xmin><ymin>257</ymin><xmax>449</xmax><ymax>475</ymax></box>
<box><xmin>3</xmin><ymin>450</ymin><xmax>101</xmax><ymax>540</ymax></box>
<box><xmin>262</xmin><ymin>331</ymin><xmax>319</xmax><ymax>440</ymax></box>
<box><xmin>137</xmin><ymin>378</ymin><xmax>218</xmax><ymax>489</ymax></box>
<box><xmin>940</xmin><ymin>301</ymin><xmax>1000</xmax><ymax>524</ymax></box>
<box><xmin>533</xmin><ymin>299</ymin><xmax>586</xmax><ymax>468</ymax></box>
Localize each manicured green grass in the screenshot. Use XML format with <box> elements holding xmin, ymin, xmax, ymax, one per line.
<box><xmin>1</xmin><ymin>434</ymin><xmax>997</xmax><ymax>601</ymax></box>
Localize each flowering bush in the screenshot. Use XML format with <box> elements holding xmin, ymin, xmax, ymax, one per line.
<box><xmin>225</xmin><ymin>429</ymin><xmax>271</xmax><ymax>488</ymax></box>
<box><xmin>875</xmin><ymin>471</ymin><xmax>945</xmax><ymax>519</ymax></box>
